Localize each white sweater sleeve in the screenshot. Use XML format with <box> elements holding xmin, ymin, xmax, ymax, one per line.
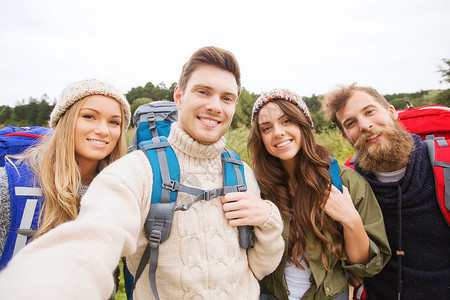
<box><xmin>0</xmin><ymin>151</ymin><xmax>153</xmax><ymax>300</ymax></box>
<box><xmin>243</xmin><ymin>163</ymin><xmax>285</xmax><ymax>280</ymax></box>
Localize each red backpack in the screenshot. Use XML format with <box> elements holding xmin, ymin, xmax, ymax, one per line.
<box><xmin>344</xmin><ymin>103</ymin><xmax>450</xmax><ymax>226</ymax></box>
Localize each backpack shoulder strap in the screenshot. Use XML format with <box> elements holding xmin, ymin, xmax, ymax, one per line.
<box><xmin>329</xmin><ymin>157</ymin><xmax>344</xmax><ymax>232</ymax></box>
<box><xmin>222</xmin><ymin>148</ymin><xmax>247</xmax><ymax>190</ymax></box>
<box><xmin>222</xmin><ymin>148</ymin><xmax>255</xmax><ymax>249</ymax></box>
<box><xmin>329</xmin><ymin>157</ymin><xmax>343</xmax><ymax>192</ymax></box>
<box><xmin>134</xmin><ymin>136</ymin><xmax>180</xmax><ymax>300</ymax></box>
<box><xmin>0</xmin><ymin>160</ymin><xmax>43</xmax><ymax>270</ymax></box>
<box><xmin>134</xmin><ymin>143</ymin><xmax>257</xmax><ymax>299</ymax></box>
<box><xmin>423</xmin><ymin>135</ymin><xmax>450</xmax><ymax>226</ymax></box>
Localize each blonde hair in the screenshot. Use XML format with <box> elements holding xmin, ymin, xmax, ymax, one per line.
<box><xmin>19</xmin><ymin>98</ymin><xmax>127</xmax><ymax>238</ymax></box>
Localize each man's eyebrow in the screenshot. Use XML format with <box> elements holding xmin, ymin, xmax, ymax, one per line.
<box><xmin>362</xmin><ymin>104</ymin><xmax>377</xmax><ymax>110</ymax></box>
<box><xmin>342</xmin><ymin>104</ymin><xmax>376</xmax><ymax>125</ymax></box>
<box><xmin>222</xmin><ymin>91</ymin><xmax>237</xmax><ymax>97</ymax></box>
<box><xmin>191</xmin><ymin>84</ymin><xmax>212</xmax><ymax>90</ymax></box>
<box><xmin>191</xmin><ymin>84</ymin><xmax>237</xmax><ymax>98</ymax></box>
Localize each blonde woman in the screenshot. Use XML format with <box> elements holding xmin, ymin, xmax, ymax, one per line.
<box><xmin>0</xmin><ymin>79</ymin><xmax>131</xmax><ymax>267</ymax></box>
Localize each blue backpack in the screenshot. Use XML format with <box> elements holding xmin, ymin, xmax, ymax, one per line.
<box><xmin>127</xmin><ymin>101</ymin><xmax>254</xmax><ymax>300</ymax></box>
<box><xmin>0</xmin><ymin>126</ymin><xmax>52</xmax><ymax>271</ymax></box>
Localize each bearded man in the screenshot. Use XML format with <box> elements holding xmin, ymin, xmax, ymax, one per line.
<box><xmin>321</xmin><ymin>84</ymin><xmax>450</xmax><ymax>300</ymax></box>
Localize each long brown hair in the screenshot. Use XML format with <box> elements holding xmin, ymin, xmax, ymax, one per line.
<box><xmin>248</xmin><ymin>100</ymin><xmax>344</xmax><ymax>270</ymax></box>
<box><xmin>24</xmin><ymin>98</ymin><xmax>127</xmax><ymax>238</ymax></box>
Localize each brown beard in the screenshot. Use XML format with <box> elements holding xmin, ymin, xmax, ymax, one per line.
<box><xmin>353</xmin><ymin>121</ymin><xmax>414</xmax><ymax>173</ymax></box>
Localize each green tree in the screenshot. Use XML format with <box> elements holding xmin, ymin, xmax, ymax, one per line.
<box><xmin>126</xmin><ymin>86</ymin><xmax>145</xmax><ymax>104</ymax></box>
<box><xmin>143</xmin><ymin>82</ymin><xmax>155</xmax><ymax>99</ymax></box>
<box><xmin>435</xmin><ymin>89</ymin><xmax>450</xmax><ymax>107</ymax></box>
<box><xmin>230</xmin><ymin>88</ymin><xmax>258</xmax><ymax>129</ymax></box>
<box><xmin>154</xmin><ymin>82</ymin><xmax>171</xmax><ymax>101</ymax></box>
<box><xmin>130</xmin><ymin>97</ymin><xmax>153</xmax><ymax>119</ymax></box>
<box><xmin>0</xmin><ymin>106</ymin><xmax>12</xmax><ymax>126</ymax></box>
<box><xmin>436</xmin><ymin>58</ymin><xmax>450</xmax><ymax>106</ymax></box>
<box><xmin>126</xmin><ymin>81</ymin><xmax>176</xmax><ymax>104</ymax></box>
<box><xmin>438</xmin><ymin>59</ymin><xmax>450</xmax><ymax>84</ymax></box>
<box><xmin>167</xmin><ymin>82</ymin><xmax>177</xmax><ymax>101</ymax></box>
<box><xmin>303</xmin><ymin>95</ymin><xmax>334</xmax><ymax>132</ymax></box>
<box><xmin>36</xmin><ymin>96</ymin><xmax>54</xmax><ymax>126</ymax></box>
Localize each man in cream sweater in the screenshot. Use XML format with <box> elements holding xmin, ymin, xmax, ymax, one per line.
<box><xmin>0</xmin><ymin>46</ymin><xmax>284</xmax><ymax>299</ymax></box>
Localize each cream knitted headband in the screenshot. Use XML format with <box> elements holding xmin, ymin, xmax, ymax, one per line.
<box><xmin>49</xmin><ymin>79</ymin><xmax>131</xmax><ymax>130</ymax></box>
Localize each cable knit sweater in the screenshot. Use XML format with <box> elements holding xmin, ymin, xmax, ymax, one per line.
<box><xmin>0</xmin><ymin>122</ymin><xmax>284</xmax><ymax>300</ymax></box>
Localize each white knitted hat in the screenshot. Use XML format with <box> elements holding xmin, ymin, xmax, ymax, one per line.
<box><xmin>50</xmin><ymin>79</ymin><xmax>131</xmax><ymax>130</ymax></box>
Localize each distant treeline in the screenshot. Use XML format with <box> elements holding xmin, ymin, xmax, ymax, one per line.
<box><xmin>1</xmin><ymin>83</ymin><xmax>449</xmax><ymax>131</ymax></box>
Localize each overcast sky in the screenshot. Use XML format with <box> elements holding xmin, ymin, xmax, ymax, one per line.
<box><xmin>0</xmin><ymin>0</ymin><xmax>449</xmax><ymax>107</ymax></box>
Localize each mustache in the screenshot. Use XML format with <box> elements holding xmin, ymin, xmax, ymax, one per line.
<box><xmin>353</xmin><ymin>127</ymin><xmax>387</xmax><ymax>150</ymax></box>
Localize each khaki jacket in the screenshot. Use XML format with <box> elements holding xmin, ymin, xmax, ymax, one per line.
<box><xmin>260</xmin><ymin>165</ymin><xmax>391</xmax><ymax>300</ymax></box>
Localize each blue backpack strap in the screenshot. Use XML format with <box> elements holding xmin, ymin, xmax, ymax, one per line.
<box><xmin>424</xmin><ymin>134</ymin><xmax>450</xmax><ymax>226</ymax></box>
<box><xmin>222</xmin><ymin>148</ymin><xmax>255</xmax><ymax>249</ymax></box>
<box><xmin>134</xmin><ymin>136</ymin><xmax>179</xmax><ymax>300</ymax></box>
<box><xmin>0</xmin><ymin>160</ymin><xmax>43</xmax><ymax>270</ymax></box>
<box><xmin>222</xmin><ymin>149</ymin><xmax>247</xmax><ymax>189</ymax></box>
<box><xmin>329</xmin><ymin>157</ymin><xmax>343</xmax><ymax>192</ymax></box>
<box><xmin>134</xmin><ymin>143</ymin><xmax>255</xmax><ymax>299</ymax></box>
<box><xmin>172</xmin><ymin>149</ymin><xmax>248</xmax><ymax>212</ymax></box>
<box><xmin>328</xmin><ymin>157</ymin><xmax>344</xmax><ymax>232</ymax></box>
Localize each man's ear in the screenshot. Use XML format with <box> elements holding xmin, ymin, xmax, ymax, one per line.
<box><xmin>174</xmin><ymin>86</ymin><xmax>183</xmax><ymax>109</ymax></box>
<box><xmin>388</xmin><ymin>105</ymin><xmax>398</xmax><ymax>120</ymax></box>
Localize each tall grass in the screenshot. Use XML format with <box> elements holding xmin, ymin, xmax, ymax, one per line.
<box><xmin>314</xmin><ymin>130</ymin><xmax>355</xmax><ymax>164</ymax></box>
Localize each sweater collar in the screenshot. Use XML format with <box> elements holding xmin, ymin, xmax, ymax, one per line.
<box><xmin>167</xmin><ymin>122</ymin><xmax>226</xmax><ymax>159</ymax></box>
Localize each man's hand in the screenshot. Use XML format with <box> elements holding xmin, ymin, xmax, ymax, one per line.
<box><xmin>222</xmin><ymin>192</ymin><xmax>272</xmax><ymax>226</ymax></box>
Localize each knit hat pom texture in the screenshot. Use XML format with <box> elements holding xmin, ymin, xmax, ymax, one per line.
<box><xmin>251</xmin><ymin>89</ymin><xmax>314</xmax><ymax>129</ymax></box>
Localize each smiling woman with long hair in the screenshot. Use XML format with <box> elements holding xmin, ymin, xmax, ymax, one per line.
<box><xmin>248</xmin><ymin>89</ymin><xmax>391</xmax><ymax>300</ymax></box>
<box><xmin>0</xmin><ymin>78</ymin><xmax>130</xmax><ymax>256</ymax></box>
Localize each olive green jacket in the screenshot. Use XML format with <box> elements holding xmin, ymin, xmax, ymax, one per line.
<box><xmin>260</xmin><ymin>165</ymin><xmax>391</xmax><ymax>300</ymax></box>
